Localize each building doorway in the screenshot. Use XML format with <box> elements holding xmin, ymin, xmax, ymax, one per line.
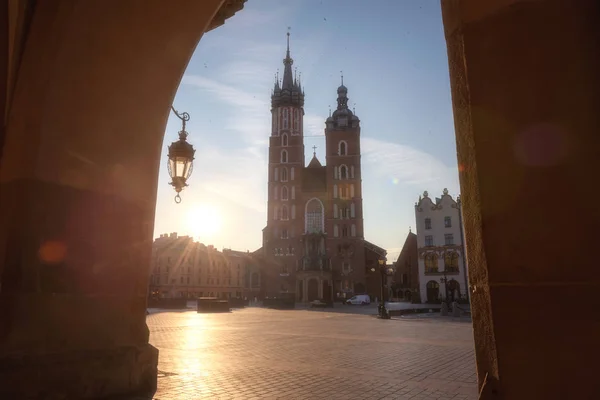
<box><xmin>322</xmin><ymin>280</ymin><xmax>331</xmax><ymax>302</ymax></box>
<box><xmin>426</xmin><ymin>281</ymin><xmax>440</xmax><ymax>303</ymax></box>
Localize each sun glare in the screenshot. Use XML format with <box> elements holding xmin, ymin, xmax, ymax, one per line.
<box><xmin>186</xmin><ymin>204</ymin><xmax>222</xmax><ymax>240</ymax></box>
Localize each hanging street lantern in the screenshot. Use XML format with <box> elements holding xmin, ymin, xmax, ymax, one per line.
<box><xmin>167</xmin><ymin>106</ymin><xmax>195</xmax><ymax>203</ymax></box>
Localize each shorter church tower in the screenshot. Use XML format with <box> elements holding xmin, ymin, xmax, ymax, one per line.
<box><xmin>324</xmin><ymin>78</ymin><xmax>366</xmax><ymax>296</ymax></box>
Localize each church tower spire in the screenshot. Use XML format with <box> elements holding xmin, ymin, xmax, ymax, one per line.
<box><xmin>271</xmin><ymin>31</ymin><xmax>304</xmax><ymax>108</ymax></box>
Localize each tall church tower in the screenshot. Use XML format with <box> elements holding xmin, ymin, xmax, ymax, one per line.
<box><xmin>263</xmin><ymin>33</ymin><xmax>305</xmax><ymax>294</ymax></box>
<box><xmin>324</xmin><ymin>78</ymin><xmax>367</xmax><ymax>296</ymax></box>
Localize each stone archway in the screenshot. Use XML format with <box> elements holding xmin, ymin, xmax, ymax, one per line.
<box><xmin>426</xmin><ymin>281</ymin><xmax>440</xmax><ymax>303</ymax></box>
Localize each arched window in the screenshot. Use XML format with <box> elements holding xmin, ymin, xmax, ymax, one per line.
<box><xmin>282</xmin><ymin>134</ymin><xmax>288</xmax><ymax>147</ymax></box>
<box><xmin>305</xmin><ymin>198</ymin><xmax>324</xmax><ymax>233</ymax></box>
<box><xmin>425</xmin><ymin>253</ymin><xmax>438</xmax><ymax>273</ymax></box>
<box><xmin>274</xmin><ymin>167</ymin><xmax>279</xmax><ymax>181</ymax></box>
<box><xmin>333</xmin><ymin>224</ymin><xmax>339</xmax><ymax>237</ymax></box>
<box><xmin>281</xmin><ymin>167</ymin><xmax>288</xmax><ymax>182</ymax></box>
<box><xmin>334</xmin><ymin>166</ymin><xmax>338</xmax><ymax>180</ymax></box>
<box><xmin>339</xmin><ymin>141</ymin><xmax>348</xmax><ymax>156</ymax></box>
<box><xmin>281</xmin><ymin>205</ymin><xmax>289</xmax><ymax>220</ymax></box>
<box><xmin>274</xmin><ymin>186</ymin><xmax>278</xmax><ymax>200</ymax></box>
<box><xmin>333</xmin><ymin>185</ymin><xmax>338</xmax><ymax>199</ymax></box>
<box><xmin>283</xmin><ymin>108</ymin><xmax>289</xmax><ymax>129</ymax></box>
<box><xmin>351</xmin><ymin>165</ymin><xmax>355</xmax><ymax>179</ymax></box>
<box><xmin>350</xmin><ymin>203</ymin><xmax>355</xmax><ymax>218</ymax></box>
<box><xmin>333</xmin><ymin>204</ymin><xmax>339</xmax><ymax>219</ymax></box>
<box><xmin>351</xmin><ymin>224</ymin><xmax>356</xmax><ymax>237</ymax></box>
<box><xmin>294</xmin><ymin>109</ymin><xmax>300</xmax><ymax>130</ymax></box>
<box><xmin>340</xmin><ymin>165</ymin><xmax>348</xmax><ymax>179</ymax></box>
<box><xmin>444</xmin><ymin>251</ymin><xmax>459</xmax><ymax>272</ymax></box>
<box><xmin>350</xmin><ymin>184</ymin><xmax>355</xmax><ymax>198</ymax></box>
<box><xmin>281</xmin><ymin>186</ymin><xmax>289</xmax><ymax>201</ymax></box>
<box><xmin>291</xmin><ymin>204</ymin><xmax>296</xmax><ymax>219</ymax></box>
<box><xmin>291</xmin><ymin>167</ymin><xmax>295</xmax><ymax>180</ymax></box>
<box><xmin>291</xmin><ymin>186</ymin><xmax>295</xmax><ymax>199</ymax></box>
<box><xmin>281</xmin><ymin>150</ymin><xmax>288</xmax><ymax>163</ymax></box>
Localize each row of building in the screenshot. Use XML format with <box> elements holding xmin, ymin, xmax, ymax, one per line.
<box><xmin>148</xmin><ymin>35</ymin><xmax>469</xmax><ymax>304</ymax></box>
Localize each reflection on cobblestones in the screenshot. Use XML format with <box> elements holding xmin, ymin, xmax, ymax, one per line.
<box><xmin>149</xmin><ymin>308</ymin><xmax>477</xmax><ymax>399</ymax></box>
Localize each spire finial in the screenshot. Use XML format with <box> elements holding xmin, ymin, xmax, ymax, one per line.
<box><xmin>409</xmin><ymin>226</ymin><xmax>412</xmax><ymax>233</ymax></box>
<box><xmin>286</xmin><ymin>27</ymin><xmax>291</xmax><ymax>55</ymax></box>
<box><xmin>340</xmin><ymin>70</ymin><xmax>344</xmax><ymax>85</ymax></box>
<box><xmin>353</xmin><ymin>103</ymin><xmax>356</xmax><ymax>113</ymax></box>
<box><xmin>312</xmin><ymin>145</ymin><xmax>317</xmax><ymax>156</ymax></box>
<box><xmin>328</xmin><ymin>105</ymin><xmax>331</xmax><ymax>116</ymax></box>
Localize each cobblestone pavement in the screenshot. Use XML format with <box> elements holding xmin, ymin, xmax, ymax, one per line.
<box><xmin>149</xmin><ymin>308</ymin><xmax>477</xmax><ymax>400</ymax></box>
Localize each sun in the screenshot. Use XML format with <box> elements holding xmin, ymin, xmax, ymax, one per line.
<box><xmin>186</xmin><ymin>204</ymin><xmax>222</xmax><ymax>239</ymax></box>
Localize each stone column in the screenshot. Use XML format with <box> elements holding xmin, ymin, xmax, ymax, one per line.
<box><xmin>0</xmin><ymin>0</ymin><xmax>230</xmax><ymax>398</ymax></box>
<box><xmin>442</xmin><ymin>0</ymin><xmax>600</xmax><ymax>397</ymax></box>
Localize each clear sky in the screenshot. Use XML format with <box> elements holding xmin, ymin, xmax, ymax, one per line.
<box><xmin>154</xmin><ymin>0</ymin><xmax>461</xmax><ymax>261</ymax></box>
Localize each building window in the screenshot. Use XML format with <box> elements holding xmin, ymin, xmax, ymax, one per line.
<box><xmin>445</xmin><ymin>234</ymin><xmax>454</xmax><ymax>246</ymax></box>
<box><xmin>340</xmin><ymin>165</ymin><xmax>348</xmax><ymax>179</ymax></box>
<box><xmin>281</xmin><ymin>150</ymin><xmax>288</xmax><ymax>163</ymax></box>
<box><xmin>281</xmin><ymin>229</ymin><xmax>289</xmax><ymax>239</ymax></box>
<box><xmin>291</xmin><ymin>186</ymin><xmax>295</xmax><ymax>199</ymax></box>
<box><xmin>350</xmin><ymin>184</ymin><xmax>355</xmax><ymax>198</ymax></box>
<box><xmin>281</xmin><ymin>205</ymin><xmax>289</xmax><ymax>220</ymax></box>
<box><xmin>291</xmin><ymin>204</ymin><xmax>296</xmax><ymax>219</ymax></box>
<box><xmin>445</xmin><ymin>216</ymin><xmax>452</xmax><ymax>227</ymax></box>
<box><xmin>180</xmin><ymin>276</ymin><xmax>184</xmax><ymax>284</ymax></box>
<box><xmin>339</xmin><ymin>141</ymin><xmax>347</xmax><ymax>156</ymax></box>
<box><xmin>342</xmin><ymin>225</ymin><xmax>348</xmax><ymax>237</ymax></box>
<box><xmin>342</xmin><ymin>262</ymin><xmax>351</xmax><ymax>272</ymax></box>
<box><xmin>274</xmin><ymin>167</ymin><xmax>279</xmax><ymax>181</ymax></box>
<box><xmin>274</xmin><ymin>186</ymin><xmax>278</xmax><ymax>200</ymax></box>
<box><xmin>273</xmin><ymin>205</ymin><xmax>279</xmax><ymax>220</ymax></box>
<box><xmin>305</xmin><ymin>198</ymin><xmax>324</xmax><ymax>233</ymax></box>
<box><xmin>425</xmin><ymin>253</ymin><xmax>438</xmax><ymax>273</ymax></box>
<box><xmin>333</xmin><ymin>204</ymin><xmax>338</xmax><ymax>219</ymax></box>
<box><xmin>333</xmin><ymin>224</ymin><xmax>339</xmax><ymax>237</ymax></box>
<box><xmin>283</xmin><ymin>108</ymin><xmax>289</xmax><ymax>129</ymax></box>
<box><xmin>281</xmin><ymin>186</ymin><xmax>289</xmax><ymax>201</ymax></box>
<box><xmin>282</xmin><ymin>134</ymin><xmax>288</xmax><ymax>147</ymax></box>
<box><xmin>351</xmin><ymin>203</ymin><xmax>355</xmax><ymax>218</ymax></box>
<box><xmin>272</xmin><ymin>110</ymin><xmax>277</xmax><ymax>135</ymax></box>
<box><xmin>294</xmin><ymin>109</ymin><xmax>300</xmax><ymax>131</ymax></box>
<box><xmin>351</xmin><ymin>224</ymin><xmax>356</xmax><ymax>237</ymax></box>
<box><xmin>425</xmin><ymin>218</ymin><xmax>432</xmax><ymax>230</ymax></box>
<box><xmin>351</xmin><ymin>165</ymin><xmax>355</xmax><ymax>178</ymax></box>
<box><xmin>445</xmin><ymin>251</ymin><xmax>459</xmax><ymax>272</ymax></box>
<box><xmin>425</xmin><ymin>235</ymin><xmax>434</xmax><ymax>247</ymax></box>
<box><xmin>333</xmin><ymin>184</ymin><xmax>338</xmax><ymax>198</ymax></box>
<box><xmin>281</xmin><ymin>167</ymin><xmax>288</xmax><ymax>182</ymax></box>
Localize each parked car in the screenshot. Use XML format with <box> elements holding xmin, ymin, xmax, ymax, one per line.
<box><xmin>344</xmin><ymin>294</ymin><xmax>370</xmax><ymax>305</ymax></box>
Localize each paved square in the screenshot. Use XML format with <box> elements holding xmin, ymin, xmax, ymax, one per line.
<box><xmin>149</xmin><ymin>308</ymin><xmax>477</xmax><ymax>399</ymax></box>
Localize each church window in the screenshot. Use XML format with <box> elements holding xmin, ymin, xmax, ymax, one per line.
<box><xmin>291</xmin><ymin>204</ymin><xmax>296</xmax><ymax>219</ymax></box>
<box><xmin>281</xmin><ymin>229</ymin><xmax>289</xmax><ymax>239</ymax></box>
<box><xmin>273</xmin><ymin>206</ymin><xmax>279</xmax><ymax>220</ymax></box>
<box><xmin>281</xmin><ymin>150</ymin><xmax>288</xmax><ymax>163</ymax></box>
<box><xmin>281</xmin><ymin>205</ymin><xmax>289</xmax><ymax>220</ymax></box>
<box><xmin>351</xmin><ymin>203</ymin><xmax>355</xmax><ymax>218</ymax></box>
<box><xmin>340</xmin><ymin>165</ymin><xmax>348</xmax><ymax>179</ymax></box>
<box><xmin>281</xmin><ymin>186</ymin><xmax>289</xmax><ymax>201</ymax></box>
<box><xmin>342</xmin><ymin>226</ymin><xmax>348</xmax><ymax>237</ymax></box>
<box><xmin>282</xmin><ymin>134</ymin><xmax>288</xmax><ymax>147</ymax></box>
<box><xmin>334</xmin><ymin>166</ymin><xmax>338</xmax><ymax>180</ymax></box>
<box><xmin>305</xmin><ymin>198</ymin><xmax>324</xmax><ymax>233</ymax></box>
<box><xmin>333</xmin><ymin>224</ymin><xmax>339</xmax><ymax>237</ymax></box>
<box><xmin>272</xmin><ymin>111</ymin><xmax>277</xmax><ymax>135</ymax></box>
<box><xmin>333</xmin><ymin>204</ymin><xmax>338</xmax><ymax>219</ymax></box>
<box><xmin>351</xmin><ymin>165</ymin><xmax>355</xmax><ymax>179</ymax></box>
<box><xmin>274</xmin><ymin>167</ymin><xmax>279</xmax><ymax>181</ymax></box>
<box><xmin>291</xmin><ymin>167</ymin><xmax>295</xmax><ymax>180</ymax></box>
<box><xmin>291</xmin><ymin>186</ymin><xmax>295</xmax><ymax>199</ymax></box>
<box><xmin>274</xmin><ymin>186</ymin><xmax>278</xmax><ymax>200</ymax></box>
<box><xmin>294</xmin><ymin>109</ymin><xmax>300</xmax><ymax>130</ymax></box>
<box><xmin>281</xmin><ymin>167</ymin><xmax>288</xmax><ymax>182</ymax></box>
<box><xmin>283</xmin><ymin>108</ymin><xmax>289</xmax><ymax>129</ymax></box>
<box><xmin>350</xmin><ymin>184</ymin><xmax>355</xmax><ymax>198</ymax></box>
<box><xmin>351</xmin><ymin>224</ymin><xmax>356</xmax><ymax>237</ymax></box>
<box><xmin>339</xmin><ymin>141</ymin><xmax>348</xmax><ymax>156</ymax></box>
<box><xmin>333</xmin><ymin>185</ymin><xmax>338</xmax><ymax>199</ymax></box>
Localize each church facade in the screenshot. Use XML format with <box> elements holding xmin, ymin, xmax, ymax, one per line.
<box><xmin>260</xmin><ymin>35</ymin><xmax>386</xmax><ymax>303</ymax></box>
